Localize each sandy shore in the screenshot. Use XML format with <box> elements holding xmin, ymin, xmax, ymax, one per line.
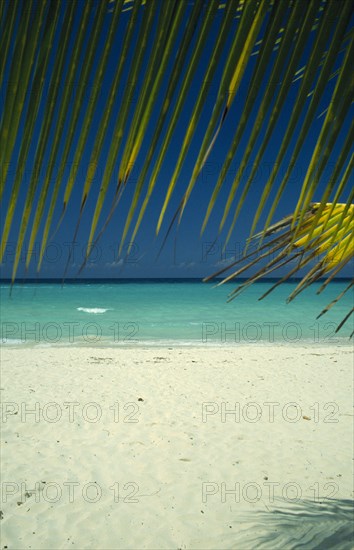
<box><xmin>1</xmin><ymin>345</ymin><xmax>353</xmax><ymax>549</ymax></box>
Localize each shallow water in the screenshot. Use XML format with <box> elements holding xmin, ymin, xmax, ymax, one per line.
<box><xmin>1</xmin><ymin>279</ymin><xmax>353</xmax><ymax>346</ymax></box>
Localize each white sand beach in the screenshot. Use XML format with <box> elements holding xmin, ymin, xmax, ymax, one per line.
<box><xmin>1</xmin><ymin>345</ymin><xmax>353</xmax><ymax>549</ymax></box>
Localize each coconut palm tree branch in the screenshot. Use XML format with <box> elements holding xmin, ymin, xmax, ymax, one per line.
<box><xmin>88</xmin><ymin>0</ymin><xmax>223</xmax><ymax>263</ymax></box>
<box><xmin>0</xmin><ymin>0</ymin><xmax>31</xmax><ymax>135</ymax></box>
<box><xmin>42</xmin><ymin>0</ymin><xmax>125</xmax><ymax>278</ymax></box>
<box><xmin>322</xmin><ymin>216</ymin><xmax>354</xmax><ymax>270</ymax></box>
<box><xmin>2</xmin><ymin>0</ymin><xmax>47</xmax><ymax>148</ymax></box>
<box><xmin>295</xmin><ymin>206</ymin><xmax>353</xmax><ymax>250</ymax></box>
<box><xmin>210</xmin><ymin>207</ymin><xmax>334</xmax><ymax>285</ymax></box>
<box><xmin>317</xmin><ymin>265</ymin><xmax>347</xmax><ymax>294</ymax></box>
<box><xmin>117</xmin><ymin>0</ymin><xmax>185</xmax><ymax>185</ymax></box>
<box><xmin>0</xmin><ymin>2</ymin><xmax>80</xmax><ymax>272</ymax></box>
<box><xmin>317</xmin><ymin>249</ymin><xmax>354</xmax><ymax>295</ymax></box>
<box><xmin>258</xmin><ymin>203</ymin><xmax>346</xmax><ymax>245</ymax></box>
<box><xmin>335</xmin><ymin>307</ymin><xmax>354</xmax><ymax>334</ymax></box>
<box><xmin>290</xmin><ymin>35</ymin><xmax>354</xmax><ymax>234</ymax></box>
<box><xmin>203</xmin><ymin>226</ymin><xmax>297</xmax><ymax>283</ymax></box>
<box><xmin>255</xmin><ymin>246</ymin><xmax>329</xmax><ymax>302</ymax></box>
<box><xmin>287</xmin><ymin>216</ymin><xmax>353</xmax><ymax>301</ymax></box>
<box><xmin>65</xmin><ymin>0</ymin><xmax>178</xmax><ymax>277</ymax></box>
<box><xmin>214</xmin><ymin>0</ymin><xmax>306</xmax><ymax>237</ymax></box>
<box><xmin>284</xmin><ymin>206</ymin><xmax>354</xmax><ymax>301</ymax></box>
<box><xmin>225</xmin><ymin>235</ymin><xmax>315</xmax><ymax>297</ymax></box>
<box><xmin>156</xmin><ymin>0</ymin><xmax>267</xmax><ymax>235</ymax></box>
<box><xmin>0</xmin><ymin>0</ymin><xmax>6</xmax><ymax>27</ymax></box>
<box><xmin>304</xmin><ymin>146</ymin><xmax>353</xmax><ymax>248</ymax></box>
<box><xmin>7</xmin><ymin>0</ymin><xmax>89</xmax><ymax>284</ymax></box>
<box><xmin>204</xmin><ymin>202</ymin><xmax>338</xmax><ymax>284</ymax></box>
<box><xmin>216</xmin><ymin>245</ymin><xmax>294</xmax><ymax>287</ymax></box>
<box><xmin>259</xmin><ymin>3</ymin><xmax>353</xmax><ymax>244</ymax></box>
<box><xmin>227</xmin><ymin>252</ymin><xmax>306</xmax><ymax>303</ymax></box>
<box><xmin>61</xmin><ymin>0</ymin><xmax>137</xmax><ymax>220</ymax></box>
<box><xmin>39</xmin><ymin>0</ymin><xmax>124</xmax><ymax>245</ymax></box>
<box><xmin>306</xmin><ymin>123</ymin><xmax>353</xmax><ymax>230</ymax></box>
<box><xmin>79</xmin><ymin>1</ymin><xmax>192</xmax><ymax>275</ymax></box>
<box><xmin>18</xmin><ymin>3</ymin><xmax>93</xmax><ymax>255</ymax></box>
<box><xmin>82</xmin><ymin>0</ymin><xmax>159</xmax><ymax>261</ymax></box>
<box><xmin>214</xmin><ymin>200</ymin><xmax>353</xmax><ymax>313</ymax></box>
<box><xmin>25</xmin><ymin>0</ymin><xmax>110</xmax><ymax>271</ymax></box>
<box><xmin>114</xmin><ymin>0</ymin><xmax>177</xmax><ymax>183</ymax></box>
<box><xmin>326</xmin><ymin>151</ymin><xmax>354</xmax><ymax>211</ymax></box>
<box><xmin>64</xmin><ymin>0</ymin><xmax>148</xmax><ymax>273</ymax></box>
<box><xmin>0</xmin><ymin>0</ymin><xmax>19</xmax><ymax>88</ymax></box>
<box><xmin>1</xmin><ymin>0</ymin><xmax>352</xmax><ymax>323</ymax></box>
<box><xmin>226</xmin><ymin>217</ymin><xmax>339</xmax><ymax>299</ymax></box>
<box><xmin>317</xmin><ymin>281</ymin><xmax>353</xmax><ymax>320</ymax></box>
<box><xmin>0</xmin><ymin>0</ymin><xmax>46</xmax><ymax>199</ymax></box>
<box><xmin>103</xmin><ymin>1</ymin><xmax>188</xmax><ymax>250</ymax></box>
<box><xmin>58</xmin><ymin>0</ymin><xmax>142</xmax><ymax>257</ymax></box>
<box><xmin>126</xmin><ymin>0</ymin><xmax>230</xmax><ymax>251</ymax></box>
<box><xmin>20</xmin><ymin>2</ymin><xmax>82</xmax><ymax>272</ymax></box>
<box><xmin>121</xmin><ymin>0</ymin><xmax>231</xmax><ymax>251</ymax></box>
<box><xmin>200</xmin><ymin>0</ymin><xmax>290</xmax><ymax>235</ymax></box>
<box><xmin>220</xmin><ymin>210</ymin><xmax>350</xmax><ymax>289</ymax></box>
<box><xmin>0</xmin><ymin>0</ymin><xmax>61</xmax><ymax>263</ymax></box>
<box><xmin>246</xmin><ymin>0</ymin><xmax>339</xmax><ymax>245</ymax></box>
<box><xmin>177</xmin><ymin>0</ymin><xmax>270</xmax><ymax>227</ymax></box>
<box><xmin>289</xmin><ymin>244</ymin><xmax>353</xmax><ymax>305</ymax></box>
<box><xmin>157</xmin><ymin>1</ymin><xmax>270</xmax><ymax>248</ymax></box>
<box><xmin>295</xmin><ymin>90</ymin><xmax>353</xmax><ymax>245</ymax></box>
<box><xmin>223</xmin><ymin>0</ymin><xmax>328</xmax><ymax>247</ymax></box>
<box><xmin>320</xmin><ymin>203</ymin><xmax>354</xmax><ymax>292</ymax></box>
<box><xmin>296</xmin><ymin>198</ymin><xmax>354</xmax><ymax>280</ymax></box>
<box><xmin>66</xmin><ymin>0</ymin><xmax>145</xmax><ymax>276</ymax></box>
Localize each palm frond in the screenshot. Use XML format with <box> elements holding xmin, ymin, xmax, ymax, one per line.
<box><xmin>205</xmin><ymin>203</ymin><xmax>353</xmax><ymax>331</ymax></box>
<box><xmin>0</xmin><ymin>0</ymin><xmax>353</xmax><ymax>328</ymax></box>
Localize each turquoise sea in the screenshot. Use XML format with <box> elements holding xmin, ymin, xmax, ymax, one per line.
<box><xmin>0</xmin><ymin>279</ymin><xmax>353</xmax><ymax>346</ymax></box>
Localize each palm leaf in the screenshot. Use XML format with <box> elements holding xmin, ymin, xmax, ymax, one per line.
<box><xmin>120</xmin><ymin>0</ymin><xmax>206</xmax><ymax>250</ymax></box>
<box><xmin>206</xmin><ymin>203</ymin><xmax>353</xmax><ymax>331</ymax></box>
<box><xmin>201</xmin><ymin>0</ymin><xmax>290</xmax><ymax>235</ymax></box>
<box><xmin>117</xmin><ymin>0</ymin><xmax>185</xmax><ymax>185</ymax></box>
<box><xmin>1</xmin><ymin>0</ymin><xmax>73</xmax><ymax>263</ymax></box>
<box><xmin>222</xmin><ymin>0</ymin><xmax>321</xmax><ymax>245</ymax></box>
<box><xmin>0</xmin><ymin>0</ymin><xmax>47</xmax><ymax>199</ymax></box>
<box><xmin>1</xmin><ymin>0</ymin><xmax>353</xmax><ymax>328</ymax></box>
<box><xmin>246</xmin><ymin>0</ymin><xmax>341</xmax><ymax>245</ymax></box>
<box><xmin>0</xmin><ymin>0</ymin><xmax>19</xmax><ymax>89</ymax></box>
<box><xmin>290</xmin><ymin>35</ymin><xmax>354</xmax><ymax>235</ymax></box>
<box><xmin>7</xmin><ymin>0</ymin><xmax>90</xmax><ymax>283</ymax></box>
<box><xmin>83</xmin><ymin>0</ymin><xmax>158</xmax><ymax>261</ymax></box>
<box><xmin>0</xmin><ymin>0</ymin><xmax>62</xmax><ymax>263</ymax></box>
<box><xmin>55</xmin><ymin>0</ymin><xmax>143</xmax><ymax>274</ymax></box>
<box><xmin>29</xmin><ymin>0</ymin><xmax>111</xmax><ymax>270</ymax></box>
<box><xmin>122</xmin><ymin>0</ymin><xmax>231</xmax><ymax>250</ymax></box>
<box><xmin>200</xmin><ymin>0</ymin><xmax>306</xmax><ymax>244</ymax></box>
<box><xmin>157</xmin><ymin>0</ymin><xmax>268</xmax><ymax>234</ymax></box>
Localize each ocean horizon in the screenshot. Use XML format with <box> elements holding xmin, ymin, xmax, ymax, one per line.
<box><xmin>1</xmin><ymin>278</ymin><xmax>353</xmax><ymax>346</ymax></box>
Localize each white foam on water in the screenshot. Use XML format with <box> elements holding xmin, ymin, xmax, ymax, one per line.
<box><xmin>77</xmin><ymin>307</ymin><xmax>111</xmax><ymax>314</ymax></box>
<box><xmin>1</xmin><ymin>339</ymin><xmax>25</xmax><ymax>346</ymax></box>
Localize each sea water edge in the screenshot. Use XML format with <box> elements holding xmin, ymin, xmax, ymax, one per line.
<box><xmin>0</xmin><ymin>279</ymin><xmax>353</xmax><ymax>348</ymax></box>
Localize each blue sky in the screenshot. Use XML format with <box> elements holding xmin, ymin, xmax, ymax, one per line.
<box><xmin>1</xmin><ymin>0</ymin><xmax>353</xmax><ymax>279</ymax></box>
